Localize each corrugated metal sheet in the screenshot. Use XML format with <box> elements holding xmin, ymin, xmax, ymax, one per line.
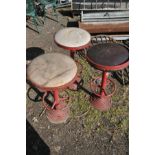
<box><xmin>71</xmin><ymin>0</ymin><xmax>129</xmax><ymax>10</ymax></box>
<box><xmin>81</xmin><ymin>10</ymin><xmax>129</xmax><ymax>22</ymax></box>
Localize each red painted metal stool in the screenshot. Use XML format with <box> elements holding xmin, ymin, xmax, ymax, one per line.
<box><xmin>27</xmin><ymin>53</ymin><xmax>78</xmax><ymax>124</ymax></box>
<box><xmin>54</xmin><ymin>27</ymin><xmax>91</xmax><ymax>90</ymax></box>
<box><xmin>87</xmin><ymin>43</ymin><xmax>129</xmax><ymax>111</ymax></box>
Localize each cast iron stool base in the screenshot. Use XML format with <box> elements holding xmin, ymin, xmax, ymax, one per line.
<box><xmin>90</xmin><ymin>73</ymin><xmax>116</xmax><ymax>111</ymax></box>
<box><xmin>46</xmin><ymin>103</ymin><xmax>70</xmax><ymax>124</ymax></box>
<box><xmin>42</xmin><ymin>90</ymin><xmax>70</xmax><ymax>124</ymax></box>
<box><xmin>90</xmin><ymin>96</ymin><xmax>112</xmax><ymax>111</ymax></box>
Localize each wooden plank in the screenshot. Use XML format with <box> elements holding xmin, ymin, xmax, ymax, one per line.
<box><xmin>79</xmin><ymin>21</ymin><xmax>129</xmax><ymax>34</ymax></box>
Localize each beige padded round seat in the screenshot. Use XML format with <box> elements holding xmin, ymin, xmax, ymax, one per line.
<box><xmin>27</xmin><ymin>53</ymin><xmax>77</xmax><ymax>88</ymax></box>
<box><xmin>54</xmin><ymin>27</ymin><xmax>91</xmax><ymax>48</ymax></box>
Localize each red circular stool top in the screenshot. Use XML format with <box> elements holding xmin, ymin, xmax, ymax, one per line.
<box><xmin>87</xmin><ymin>43</ymin><xmax>129</xmax><ymax>71</ymax></box>
<box><xmin>27</xmin><ymin>53</ymin><xmax>78</xmax><ymax>90</ymax></box>
<box><xmin>54</xmin><ymin>27</ymin><xmax>91</xmax><ymax>51</ymax></box>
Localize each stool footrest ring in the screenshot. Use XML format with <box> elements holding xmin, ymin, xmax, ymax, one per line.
<box><xmin>90</xmin><ymin>77</ymin><xmax>116</xmax><ymax>98</ymax></box>
<box><xmin>42</xmin><ymin>91</ymin><xmax>70</xmax><ymax>111</ymax></box>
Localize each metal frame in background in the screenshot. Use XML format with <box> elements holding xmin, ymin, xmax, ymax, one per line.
<box><xmin>71</xmin><ymin>0</ymin><xmax>129</xmax><ymax>11</ymax></box>
<box><xmin>71</xmin><ymin>0</ymin><xmax>129</xmax><ymax>34</ymax></box>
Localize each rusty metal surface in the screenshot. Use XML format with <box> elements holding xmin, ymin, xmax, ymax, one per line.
<box><xmin>46</xmin><ymin>103</ymin><xmax>70</xmax><ymax>124</ymax></box>
<box><xmin>90</xmin><ymin>96</ymin><xmax>112</xmax><ymax>111</ymax></box>
<box><xmin>90</xmin><ymin>76</ymin><xmax>116</xmax><ymax>97</ymax></box>
<box><xmin>79</xmin><ymin>21</ymin><xmax>129</xmax><ymax>34</ymax></box>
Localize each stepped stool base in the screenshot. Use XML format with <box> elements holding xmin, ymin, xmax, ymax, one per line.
<box><xmin>90</xmin><ymin>96</ymin><xmax>112</xmax><ymax>111</ymax></box>
<box><xmin>46</xmin><ymin>103</ymin><xmax>70</xmax><ymax>124</ymax></box>
<box><xmin>90</xmin><ymin>75</ymin><xmax>116</xmax><ymax>112</ymax></box>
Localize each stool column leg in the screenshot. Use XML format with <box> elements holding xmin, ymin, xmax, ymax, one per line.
<box><xmin>53</xmin><ymin>89</ymin><xmax>59</xmax><ymax>107</ymax></box>
<box><xmin>101</xmin><ymin>71</ymin><xmax>108</xmax><ymax>96</ymax></box>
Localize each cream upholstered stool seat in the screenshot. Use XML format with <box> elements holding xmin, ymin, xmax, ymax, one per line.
<box><xmin>27</xmin><ymin>53</ymin><xmax>77</xmax><ymax>89</ymax></box>
<box><xmin>54</xmin><ymin>27</ymin><xmax>91</xmax><ymax>50</ymax></box>
<box><xmin>27</xmin><ymin>53</ymin><xmax>78</xmax><ymax>124</ymax></box>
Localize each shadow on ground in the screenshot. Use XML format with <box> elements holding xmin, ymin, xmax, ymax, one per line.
<box><xmin>67</xmin><ymin>21</ymin><xmax>78</xmax><ymax>27</ymax></box>
<box><xmin>26</xmin><ymin>80</ymin><xmax>44</xmax><ymax>102</ymax></box>
<box><xmin>58</xmin><ymin>10</ymin><xmax>73</xmax><ymax>17</ymax></box>
<box><xmin>26</xmin><ymin>120</ymin><xmax>50</xmax><ymax>155</ymax></box>
<box><xmin>26</xmin><ymin>47</ymin><xmax>45</xmax><ymax>61</ymax></box>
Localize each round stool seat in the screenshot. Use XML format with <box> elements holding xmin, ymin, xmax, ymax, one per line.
<box><xmin>27</xmin><ymin>53</ymin><xmax>77</xmax><ymax>89</ymax></box>
<box><xmin>87</xmin><ymin>43</ymin><xmax>129</xmax><ymax>71</ymax></box>
<box><xmin>54</xmin><ymin>27</ymin><xmax>91</xmax><ymax>50</ymax></box>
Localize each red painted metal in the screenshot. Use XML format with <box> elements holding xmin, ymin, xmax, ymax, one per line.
<box><xmin>53</xmin><ymin>89</ymin><xmax>59</xmax><ymax>107</ymax></box>
<box><xmin>70</xmin><ymin>51</ymin><xmax>75</xmax><ymax>59</ymax></box>
<box><xmin>42</xmin><ymin>90</ymin><xmax>70</xmax><ymax>110</ymax></box>
<box><xmin>101</xmin><ymin>72</ymin><xmax>107</xmax><ymax>96</ymax></box>
<box><xmin>86</xmin><ymin>55</ymin><xmax>129</xmax><ymax>71</ymax></box>
<box><xmin>54</xmin><ymin>37</ymin><xmax>91</xmax><ymax>51</ymax></box>
<box><xmin>85</xmin><ymin>41</ymin><xmax>129</xmax><ymax>111</ymax></box>
<box><xmin>42</xmin><ymin>89</ymin><xmax>70</xmax><ymax>124</ymax></box>
<box><xmin>68</xmin><ymin>75</ymin><xmax>81</xmax><ymax>91</ymax></box>
<box><xmin>27</xmin><ymin>72</ymin><xmax>78</xmax><ymax>92</ymax></box>
<box><xmin>90</xmin><ymin>76</ymin><xmax>116</xmax><ymax>98</ymax></box>
<box><xmin>86</xmin><ymin>43</ymin><xmax>129</xmax><ymax>71</ymax></box>
<box><xmin>90</xmin><ymin>71</ymin><xmax>116</xmax><ymax>111</ymax></box>
<box><xmin>90</xmin><ymin>95</ymin><xmax>112</xmax><ymax>111</ymax></box>
<box><xmin>27</xmin><ymin>61</ymin><xmax>78</xmax><ymax>124</ymax></box>
<box><xmin>46</xmin><ymin>103</ymin><xmax>70</xmax><ymax>124</ymax></box>
<box><xmin>87</xmin><ymin>43</ymin><xmax>128</xmax><ymax>111</ymax></box>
